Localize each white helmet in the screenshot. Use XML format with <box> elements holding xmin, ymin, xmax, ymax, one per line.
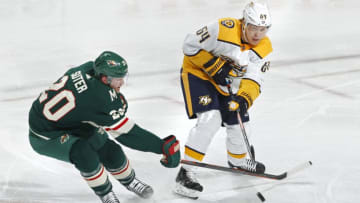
<box><xmin>243</xmin><ymin>2</ymin><xmax>271</xmax><ymax>27</ymax></box>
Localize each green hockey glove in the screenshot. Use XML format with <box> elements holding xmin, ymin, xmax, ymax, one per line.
<box><xmin>160</xmin><ymin>135</ymin><xmax>180</xmax><ymax>168</ymax></box>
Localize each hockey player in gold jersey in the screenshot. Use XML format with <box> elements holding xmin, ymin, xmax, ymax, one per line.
<box><xmin>175</xmin><ymin>2</ymin><xmax>273</xmax><ymax>199</ymax></box>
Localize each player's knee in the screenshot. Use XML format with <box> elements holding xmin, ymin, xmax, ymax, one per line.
<box><xmin>226</xmin><ymin>124</ymin><xmax>240</xmax><ymax>137</ymax></box>
<box><xmin>186</xmin><ymin>110</ymin><xmax>222</xmax><ymax>151</ymax></box>
<box><xmin>70</xmin><ymin>140</ymin><xmax>99</xmax><ymax>172</ymax></box>
<box><xmin>196</xmin><ymin>110</ymin><xmax>222</xmax><ymax>134</ymax></box>
<box><xmin>98</xmin><ymin>139</ymin><xmax>126</xmax><ymax>169</ymax></box>
<box><xmin>225</xmin><ymin>124</ymin><xmax>245</xmax><ymax>145</ymax></box>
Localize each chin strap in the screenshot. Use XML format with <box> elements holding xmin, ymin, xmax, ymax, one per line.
<box><xmin>106</xmin><ymin>76</ymin><xmax>113</xmax><ymax>84</ymax></box>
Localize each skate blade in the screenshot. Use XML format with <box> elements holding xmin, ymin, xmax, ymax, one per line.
<box><xmin>173</xmin><ymin>183</ymin><xmax>200</xmax><ymax>200</ymax></box>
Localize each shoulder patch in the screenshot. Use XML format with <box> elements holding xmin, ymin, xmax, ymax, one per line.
<box><xmin>217</xmin><ymin>18</ymin><xmax>241</xmax><ymax>46</ymax></box>
<box><xmin>221</xmin><ymin>19</ymin><xmax>235</xmax><ymax>28</ymax></box>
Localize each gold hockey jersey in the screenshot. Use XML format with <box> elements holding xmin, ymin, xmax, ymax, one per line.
<box><xmin>182</xmin><ymin>17</ymin><xmax>272</xmax><ymax>107</ymax></box>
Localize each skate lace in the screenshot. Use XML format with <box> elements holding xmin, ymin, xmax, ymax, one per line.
<box><xmin>186</xmin><ymin>170</ymin><xmax>199</xmax><ymax>183</ymax></box>
<box><xmin>243</xmin><ymin>159</ymin><xmax>257</xmax><ymax>172</ymax></box>
<box><xmin>127</xmin><ymin>178</ymin><xmax>147</xmax><ymax>195</ymax></box>
<box><xmin>101</xmin><ymin>191</ymin><xmax>120</xmax><ymax>203</ymax></box>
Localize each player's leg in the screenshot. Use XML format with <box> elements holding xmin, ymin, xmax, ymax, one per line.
<box><xmin>70</xmin><ymin>139</ymin><xmax>116</xmax><ymax>199</ymax></box>
<box><xmin>97</xmin><ymin>138</ymin><xmax>153</xmax><ymax>199</ymax></box>
<box><xmin>219</xmin><ymin>95</ymin><xmax>265</xmax><ymax>174</ymax></box>
<box><xmin>29</xmin><ymin>130</ymin><xmax>117</xmax><ymax>202</ymax></box>
<box><xmin>175</xmin><ymin>71</ymin><xmax>222</xmax><ymax>198</ymax></box>
<box><xmin>29</xmin><ymin>130</ymin><xmax>79</xmax><ymax>163</ymax></box>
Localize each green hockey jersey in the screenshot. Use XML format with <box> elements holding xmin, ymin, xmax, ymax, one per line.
<box><xmin>29</xmin><ymin>61</ymin><xmax>134</xmax><ymax>140</ymax></box>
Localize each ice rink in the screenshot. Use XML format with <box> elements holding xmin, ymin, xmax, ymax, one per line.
<box><xmin>1</xmin><ymin>0</ymin><xmax>360</xmax><ymax>202</ymax></box>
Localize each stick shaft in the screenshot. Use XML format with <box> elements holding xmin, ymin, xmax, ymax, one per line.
<box><xmin>226</xmin><ymin>84</ymin><xmax>254</xmax><ymax>160</ymax></box>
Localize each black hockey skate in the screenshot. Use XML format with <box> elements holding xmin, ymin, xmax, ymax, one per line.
<box><xmin>174</xmin><ymin>167</ymin><xmax>203</xmax><ymax>199</ymax></box>
<box><xmin>228</xmin><ymin>159</ymin><xmax>265</xmax><ymax>174</ymax></box>
<box><xmin>126</xmin><ymin>177</ymin><xmax>154</xmax><ymax>199</ymax></box>
<box><xmin>99</xmin><ymin>190</ymin><xmax>120</xmax><ymax>203</ymax></box>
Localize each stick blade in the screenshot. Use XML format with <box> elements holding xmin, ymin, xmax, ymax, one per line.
<box><xmin>257</xmin><ymin>192</ymin><xmax>266</xmax><ymax>202</ymax></box>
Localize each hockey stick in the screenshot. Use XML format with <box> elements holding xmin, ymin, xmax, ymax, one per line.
<box><xmin>181</xmin><ymin>159</ymin><xmax>312</xmax><ymax>181</ymax></box>
<box><xmin>226</xmin><ymin>83</ymin><xmax>255</xmax><ymax>161</ymax></box>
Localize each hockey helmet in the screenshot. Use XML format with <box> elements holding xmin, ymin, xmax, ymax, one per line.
<box><xmin>243</xmin><ymin>2</ymin><xmax>271</xmax><ymax>27</ymax></box>
<box><xmin>94</xmin><ymin>51</ymin><xmax>128</xmax><ymax>78</ymax></box>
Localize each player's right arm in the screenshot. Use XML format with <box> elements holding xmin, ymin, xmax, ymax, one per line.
<box><xmin>106</xmin><ymin>119</ymin><xmax>162</xmax><ymax>153</ymax></box>
<box><xmin>103</xmin><ymin>117</ymin><xmax>180</xmax><ymax>168</ymax></box>
<box><xmin>182</xmin><ymin>21</ymin><xmax>232</xmax><ymax>86</ymax></box>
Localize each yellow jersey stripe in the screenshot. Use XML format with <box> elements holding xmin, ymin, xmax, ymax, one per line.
<box><xmin>185</xmin><ymin>146</ymin><xmax>205</xmax><ymax>161</ymax></box>
<box><xmin>181</xmin><ymin>71</ymin><xmax>194</xmax><ymax>117</ymax></box>
<box><xmin>227</xmin><ymin>151</ymin><xmax>247</xmax><ymax>159</ymax></box>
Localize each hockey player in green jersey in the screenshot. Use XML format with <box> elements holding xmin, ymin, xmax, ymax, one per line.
<box><xmin>28</xmin><ymin>51</ymin><xmax>180</xmax><ymax>203</ymax></box>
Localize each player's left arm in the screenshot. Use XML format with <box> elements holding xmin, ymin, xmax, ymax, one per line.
<box><xmin>232</xmin><ymin>38</ymin><xmax>272</xmax><ymax>110</ymax></box>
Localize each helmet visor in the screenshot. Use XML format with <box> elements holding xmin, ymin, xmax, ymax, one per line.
<box><xmin>107</xmin><ymin>73</ymin><xmax>128</xmax><ymax>92</ymax></box>
<box><xmin>247</xmin><ymin>24</ymin><xmax>270</xmax><ymax>34</ymax></box>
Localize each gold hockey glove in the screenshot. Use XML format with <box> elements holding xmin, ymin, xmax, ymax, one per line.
<box><xmin>203</xmin><ymin>56</ymin><xmax>233</xmax><ymax>86</ymax></box>
<box><xmin>228</xmin><ymin>95</ymin><xmax>248</xmax><ymax>116</ymax></box>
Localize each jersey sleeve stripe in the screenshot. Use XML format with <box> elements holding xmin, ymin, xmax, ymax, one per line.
<box><xmin>105</xmin><ymin>117</ymin><xmax>129</xmax><ymax>131</ymax></box>
<box><xmin>106</xmin><ymin>118</ymin><xmax>135</xmax><ymax>138</ymax></box>
<box><xmin>112</xmin><ymin>117</ymin><xmax>129</xmax><ymax>130</ymax></box>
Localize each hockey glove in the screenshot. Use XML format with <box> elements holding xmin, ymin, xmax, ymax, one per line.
<box><xmin>203</xmin><ymin>57</ymin><xmax>233</xmax><ymax>86</ymax></box>
<box><xmin>160</xmin><ymin>135</ymin><xmax>180</xmax><ymax>168</ymax></box>
<box><xmin>228</xmin><ymin>95</ymin><xmax>248</xmax><ymax>115</ymax></box>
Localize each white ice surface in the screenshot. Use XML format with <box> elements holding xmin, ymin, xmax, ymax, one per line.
<box><xmin>1</xmin><ymin>0</ymin><xmax>360</xmax><ymax>202</ymax></box>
